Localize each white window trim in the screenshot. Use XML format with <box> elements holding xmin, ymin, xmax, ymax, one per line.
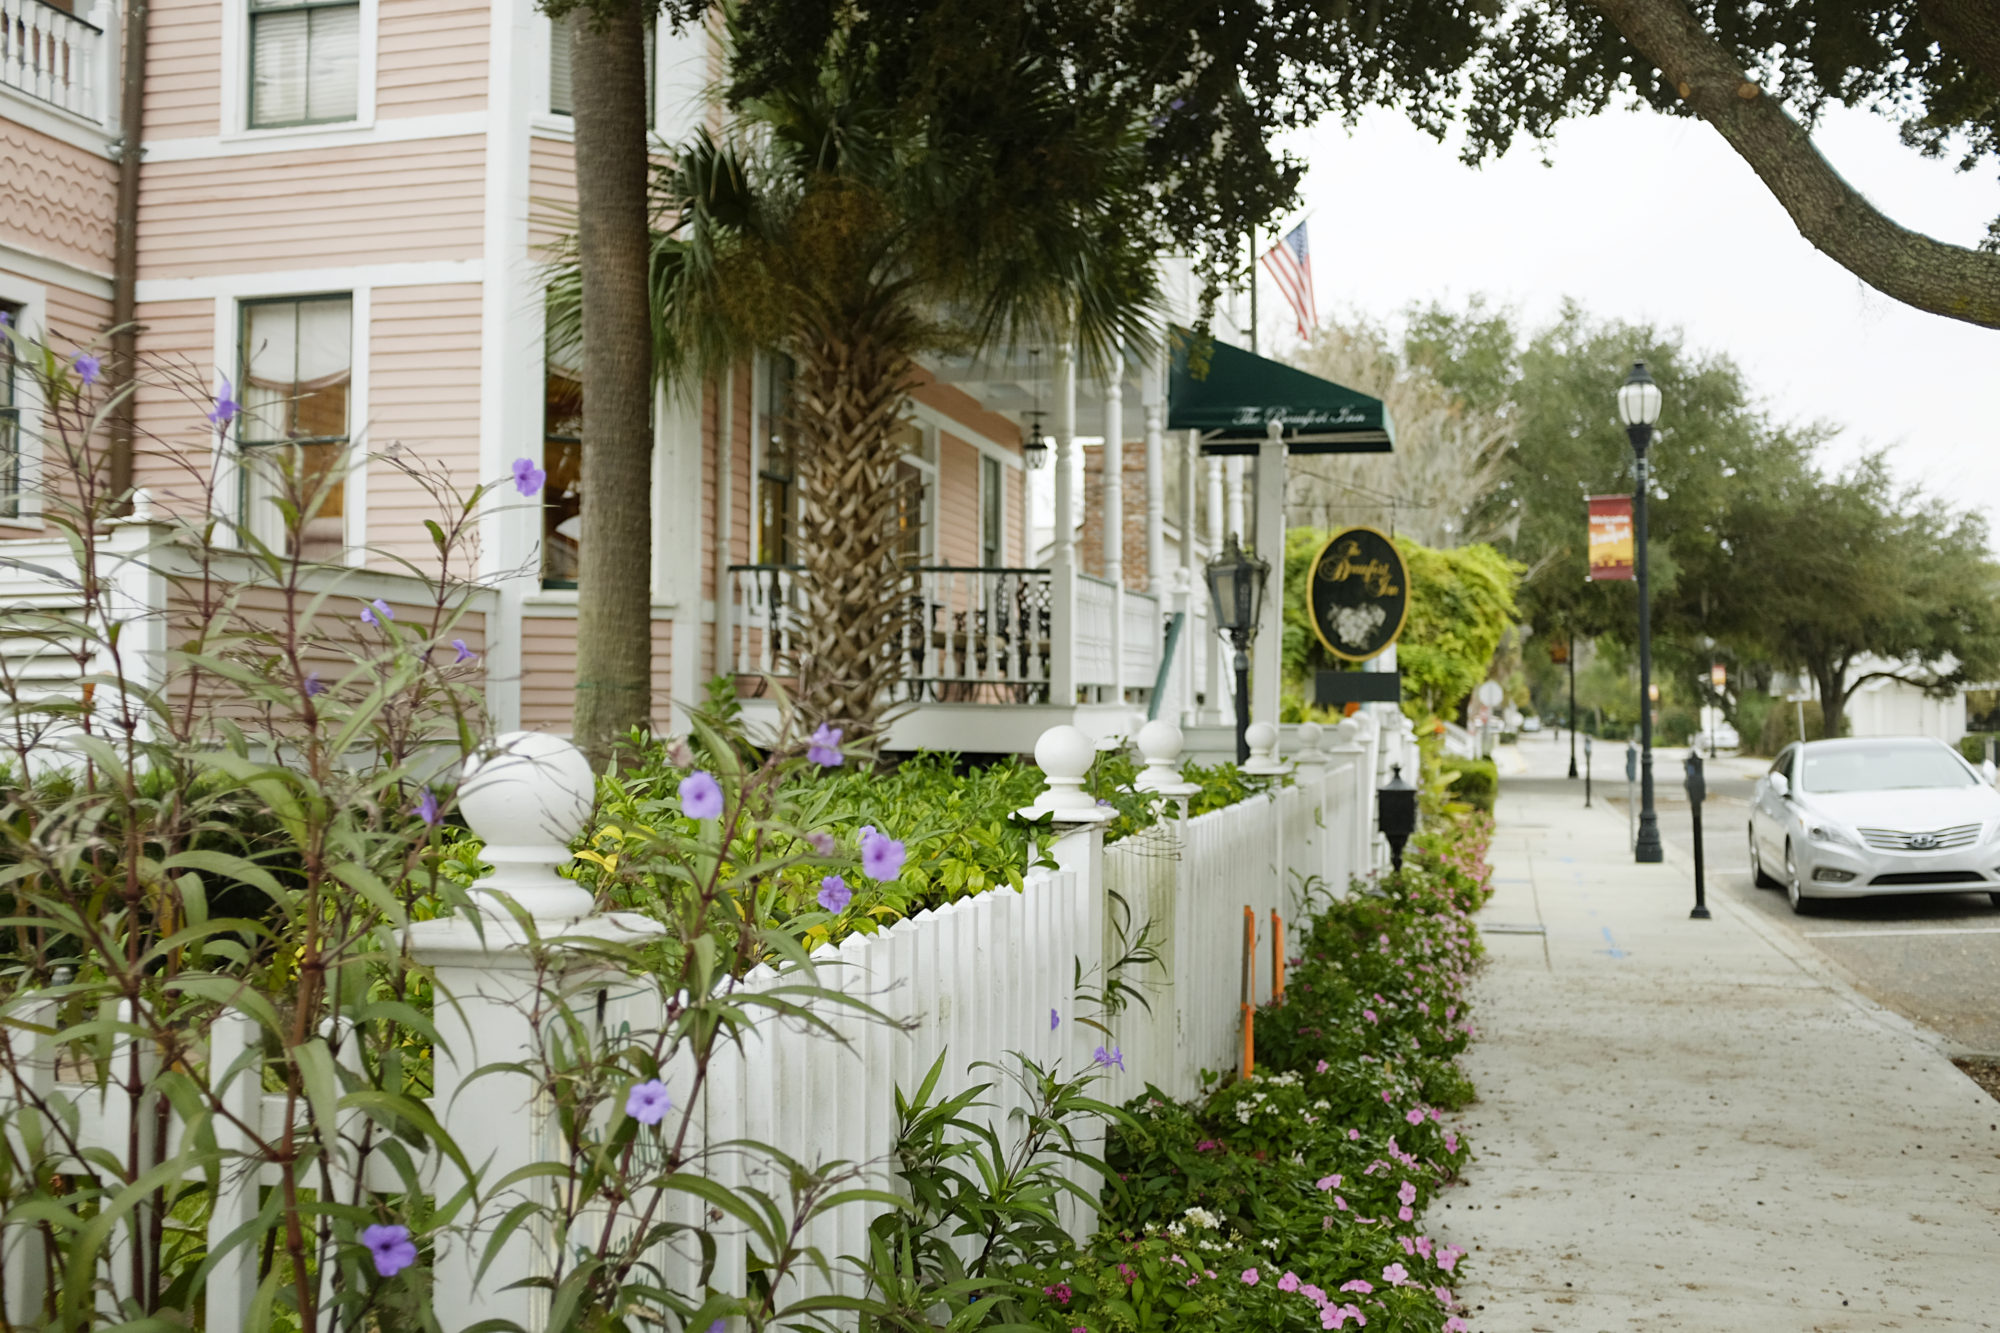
<box><xmin>215</xmin><ymin>289</ymin><xmax>367</xmax><ymax>559</ymax></box>
<box><xmin>899</xmin><ymin>421</ymin><xmax>939</xmax><ymax>565</ymax></box>
<box><xmin>908</xmin><ymin>399</ymin><xmax>1024</xmax><ymax>471</ymax></box>
<box><xmin>221</xmin><ymin>0</ymin><xmax>379</xmax><ymax>142</ymax></box>
<box><xmin>0</xmin><ymin>275</ymin><xmax>50</xmax><ymax>530</ymax></box>
<box><xmin>977</xmin><ymin>452</ymin><xmax>1007</xmax><ymax>569</ymax></box>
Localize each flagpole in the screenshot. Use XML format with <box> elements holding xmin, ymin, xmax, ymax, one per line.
<box><xmin>1247</xmin><ymin>231</ymin><xmax>1258</xmax><ymax>356</ymax></box>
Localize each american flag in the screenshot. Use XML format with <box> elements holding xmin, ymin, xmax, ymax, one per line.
<box><xmin>1260</xmin><ymin>222</ymin><xmax>1317</xmax><ymax>340</ymax></box>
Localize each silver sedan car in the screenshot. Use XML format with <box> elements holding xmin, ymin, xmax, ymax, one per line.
<box><xmin>1749</xmin><ymin>737</ymin><xmax>2000</xmax><ymax>914</ymax></box>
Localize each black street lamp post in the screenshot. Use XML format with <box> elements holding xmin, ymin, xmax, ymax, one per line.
<box><xmin>1204</xmin><ymin>534</ymin><xmax>1270</xmax><ymax>764</ymax></box>
<box><xmin>1619</xmin><ymin>360</ymin><xmax>1665</xmax><ymax>864</ymax></box>
<box><xmin>1566</xmin><ymin>636</ymin><xmax>1578</xmax><ymax>779</ymax></box>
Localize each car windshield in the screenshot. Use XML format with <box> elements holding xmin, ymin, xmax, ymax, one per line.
<box><xmin>1798</xmin><ymin>745</ymin><xmax>1975</xmax><ymax>794</ymax></box>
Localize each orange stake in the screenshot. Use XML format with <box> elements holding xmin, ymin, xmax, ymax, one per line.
<box><xmin>1272</xmin><ymin>911</ymin><xmax>1285</xmax><ymax>999</ymax></box>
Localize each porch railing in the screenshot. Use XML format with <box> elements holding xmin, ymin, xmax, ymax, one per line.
<box><xmin>726</xmin><ymin>564</ymin><xmax>1055</xmax><ymax>704</ymax></box>
<box><xmin>1</xmin><ymin>0</ymin><xmax>105</xmax><ymax>120</ymax></box>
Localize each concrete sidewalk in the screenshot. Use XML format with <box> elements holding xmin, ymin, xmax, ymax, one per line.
<box><xmin>1439</xmin><ymin>782</ymin><xmax>2000</xmax><ymax>1332</ymax></box>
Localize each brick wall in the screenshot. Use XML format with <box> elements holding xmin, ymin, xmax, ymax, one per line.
<box><xmin>1079</xmin><ymin>440</ymin><xmax>1153</xmax><ymax>591</ymax></box>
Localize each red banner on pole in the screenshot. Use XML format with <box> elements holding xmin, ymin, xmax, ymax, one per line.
<box><xmin>1587</xmin><ymin>495</ymin><xmax>1635</xmax><ymax>582</ymax></box>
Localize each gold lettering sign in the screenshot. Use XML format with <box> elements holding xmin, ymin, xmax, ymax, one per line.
<box><xmin>1307</xmin><ymin>527</ymin><xmax>1409</xmax><ymax>663</ymax></box>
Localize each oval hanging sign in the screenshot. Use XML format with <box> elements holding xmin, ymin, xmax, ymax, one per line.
<box><xmin>1307</xmin><ymin>527</ymin><xmax>1409</xmax><ymax>663</ymax></box>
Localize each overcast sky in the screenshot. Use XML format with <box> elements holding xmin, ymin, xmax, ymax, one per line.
<box><xmin>1251</xmin><ymin>101</ymin><xmax>2000</xmax><ymax>530</ymax></box>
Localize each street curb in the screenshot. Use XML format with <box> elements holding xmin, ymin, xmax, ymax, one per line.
<box><xmin>1503</xmin><ymin>782</ymin><xmax>1964</xmax><ymax>1067</ymax></box>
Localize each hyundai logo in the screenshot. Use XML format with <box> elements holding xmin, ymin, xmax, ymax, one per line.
<box><xmin>1906</xmin><ymin>834</ymin><xmax>1940</xmax><ymax>850</ymax></box>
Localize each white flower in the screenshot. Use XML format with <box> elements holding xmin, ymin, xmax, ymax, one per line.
<box><xmin>1182</xmin><ymin>1207</ymin><xmax>1221</xmax><ymax>1231</ymax></box>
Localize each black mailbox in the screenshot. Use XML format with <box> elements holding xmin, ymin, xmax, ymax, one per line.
<box><xmin>1377</xmin><ymin>763</ymin><xmax>1419</xmax><ymax>871</ymax></box>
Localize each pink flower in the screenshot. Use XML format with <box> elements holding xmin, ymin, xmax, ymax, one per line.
<box><xmin>1444</xmin><ymin>1130</ymin><xmax>1461</xmax><ymax>1154</ymax></box>
<box><xmin>1380</xmin><ymin>1090</ymin><xmax>1393</xmax><ymax>1104</ymax></box>
<box><xmin>1382</xmin><ymin>1262</ymin><xmax>1409</xmax><ymax>1287</ymax></box>
<box><xmin>1348</xmin><ymin>1129</ymin><xmax>1361</xmax><ymax>1141</ymax></box>
<box><xmin>1398</xmin><ymin>1205</ymin><xmax>1415</xmax><ymax>1221</ymax></box>
<box><xmin>1362</xmin><ymin>1009</ymin><xmax>1378</xmax><ymax>1023</ymax></box>
<box><xmin>1405</xmin><ymin>1108</ymin><xmax>1425</xmax><ymax>1125</ymax></box>
<box><xmin>1398</xmin><ymin>1236</ymin><xmax>1416</xmax><ymax>1256</ymax></box>
<box><xmin>1240</xmin><ymin>1268</ymin><xmax>1259</xmax><ymax>1285</ymax></box>
<box><xmin>1397</xmin><ymin>1180</ymin><xmax>1418</xmax><ymax>1207</ymax></box>
<box><xmin>1315</xmin><ymin>1174</ymin><xmax>1342</xmax><ymax>1190</ymax></box>
<box><xmin>1300</xmin><ymin>1283</ymin><xmax>1327</xmax><ymax>1305</ymax></box>
<box><xmin>1438</xmin><ymin>1246</ymin><xmax>1461</xmax><ymax>1273</ymax></box>
<box><xmin>1415</xmin><ymin>1235</ymin><xmax>1434</xmax><ymax>1259</ymax></box>
<box><xmin>1315</xmin><ymin>1058</ymin><xmax>1329</xmax><ymax>1073</ymax></box>
<box><xmin>1339</xmin><ymin>1279</ymin><xmax>1372</xmax><ymax>1294</ymax></box>
<box><xmin>1429</xmin><ymin>1108</ymin><xmax>1443</xmax><ymax>1123</ymax></box>
<box><xmin>1333</xmin><ymin>1195</ymin><xmax>1348</xmax><ymax>1210</ymax></box>
<box><xmin>1434</xmin><ymin>1286</ymin><xmax>1454</xmax><ymax>1306</ymax></box>
<box><xmin>1445</xmin><ymin>1321</ymin><xmax>1469</xmax><ymax>1333</ymax></box>
<box><xmin>1278</xmin><ymin>1271</ymin><xmax>1300</xmax><ymax>1293</ymax></box>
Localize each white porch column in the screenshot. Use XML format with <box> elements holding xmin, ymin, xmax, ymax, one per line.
<box><xmin>1253</xmin><ymin>421</ymin><xmax>1285</xmax><ymax>727</ymax></box>
<box><xmin>1225</xmin><ymin>456</ymin><xmax>1246</xmax><ymax>543</ymax></box>
<box><xmin>1144</xmin><ymin>403</ymin><xmax>1166</xmax><ymax>598</ymax></box>
<box><xmin>1176</xmin><ymin>428</ymin><xmax>1199</xmax><ymax>726</ymax></box>
<box><xmin>1049</xmin><ymin>341</ymin><xmax>1078</xmax><ymax>706</ymax></box>
<box><xmin>1203</xmin><ymin>453</ymin><xmax>1227</xmax><ymax>724</ymax></box>
<box><xmin>1102</xmin><ymin>356</ymin><xmax>1124</xmax><ymax>702</ymax></box>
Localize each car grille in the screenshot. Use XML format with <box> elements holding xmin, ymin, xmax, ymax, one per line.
<box><xmin>1855</xmin><ymin>823</ymin><xmax>1981</xmax><ymax>852</ymax></box>
<box><xmin>1869</xmin><ymin>870</ymin><xmax>1987</xmax><ymax>885</ymax></box>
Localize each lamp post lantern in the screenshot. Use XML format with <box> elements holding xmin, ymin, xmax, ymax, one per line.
<box><xmin>1204</xmin><ymin>533</ymin><xmax>1270</xmax><ymax>764</ymax></box>
<box><xmin>1618</xmin><ymin>360</ymin><xmax>1665</xmax><ymax>864</ymax></box>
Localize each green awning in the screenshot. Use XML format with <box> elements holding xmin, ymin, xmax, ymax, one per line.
<box><xmin>1167</xmin><ymin>325</ymin><xmax>1394</xmax><ymax>454</ymax></box>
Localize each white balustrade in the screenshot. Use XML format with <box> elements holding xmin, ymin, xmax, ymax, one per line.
<box><xmin>1074</xmin><ymin>573</ymin><xmax>1116</xmax><ymax>689</ymax></box>
<box><xmin>0</xmin><ymin>0</ymin><xmax>104</xmax><ymax>119</ymax></box>
<box><xmin>1120</xmin><ymin>587</ymin><xmax>1162</xmax><ymax>688</ymax></box>
<box><xmin>907</xmin><ymin>565</ymin><xmax>1053</xmax><ymax>700</ymax></box>
<box><xmin>726</xmin><ymin>563</ymin><xmax>802</xmax><ymax>678</ymax></box>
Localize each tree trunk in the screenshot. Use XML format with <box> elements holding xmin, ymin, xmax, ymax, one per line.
<box><xmin>1590</xmin><ymin>0</ymin><xmax>2000</xmax><ymax>329</ymax></box>
<box><xmin>788</xmin><ymin>298</ymin><xmax>924</xmax><ymax>753</ymax></box>
<box><xmin>1812</xmin><ymin>663</ymin><xmax>1848</xmax><ymax>741</ymax></box>
<box><xmin>570</xmin><ymin>6</ymin><xmax>656</xmax><ymax>769</ymax></box>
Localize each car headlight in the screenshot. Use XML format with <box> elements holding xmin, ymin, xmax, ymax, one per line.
<box><xmin>1807</xmin><ymin>822</ymin><xmax>1860</xmax><ymax>849</ymax></box>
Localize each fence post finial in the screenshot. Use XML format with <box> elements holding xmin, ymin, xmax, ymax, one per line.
<box><xmin>1292</xmin><ymin>721</ymin><xmax>1330</xmax><ymax>777</ymax></box>
<box><xmin>1240</xmin><ymin>721</ymin><xmax>1290</xmax><ymax>776</ymax></box>
<box><xmin>1133</xmin><ymin>718</ymin><xmax>1199</xmax><ymax>796</ymax></box>
<box><xmin>1022</xmin><ymin>724</ymin><xmax>1115</xmax><ymax>822</ymax></box>
<box><xmin>457</xmin><ymin>730</ymin><xmax>601</xmax><ymax>920</ymax></box>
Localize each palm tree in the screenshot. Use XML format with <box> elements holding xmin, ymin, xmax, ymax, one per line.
<box><xmin>557</xmin><ymin>18</ymin><xmax>1160</xmax><ymax>750</ymax></box>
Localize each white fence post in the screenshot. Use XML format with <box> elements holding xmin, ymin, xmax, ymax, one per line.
<box><xmin>406</xmin><ymin>733</ymin><xmax>664</xmax><ymax>1333</ymax></box>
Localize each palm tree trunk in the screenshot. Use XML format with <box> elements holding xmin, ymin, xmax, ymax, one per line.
<box><xmin>570</xmin><ymin>6</ymin><xmax>655</xmax><ymax>768</ymax></box>
<box><xmin>789</xmin><ymin>300</ymin><xmax>924</xmax><ymax>752</ymax></box>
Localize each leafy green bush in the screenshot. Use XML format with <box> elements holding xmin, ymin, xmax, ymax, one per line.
<box><xmin>1437</xmin><ymin>757</ymin><xmax>1496</xmax><ymax>812</ymax></box>
<box><xmin>991</xmin><ymin>812</ymin><xmax>1494</xmax><ymax>1333</ymax></box>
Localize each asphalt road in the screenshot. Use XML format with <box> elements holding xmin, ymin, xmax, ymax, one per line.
<box><xmin>1503</xmin><ymin>731</ymin><xmax>2000</xmax><ymax>1056</ymax></box>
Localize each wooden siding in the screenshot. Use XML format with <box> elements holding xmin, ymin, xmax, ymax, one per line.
<box><xmin>365</xmin><ymin>283</ymin><xmax>483</xmax><ymax>564</ymax></box>
<box><xmin>137</xmin><ymin>138</ymin><xmax>486</xmax><ymax>278</ymax></box>
<box><xmin>162</xmin><ymin>574</ymin><xmax>490</xmax><ymax>727</ymax></box>
<box><xmin>528</xmin><ymin>136</ymin><xmax>577</xmax><ymax>255</ymax></box>
<box><xmin>144</xmin><ymin>0</ymin><xmax>224</xmax><ymax>140</ymax></box>
<box><xmin>129</xmin><ymin>299</ymin><xmax>223</xmax><ymax>520</ymax></box>
<box><xmin>377</xmin><ymin>0</ymin><xmax>489</xmax><ymax>118</ymax></box>
<box><xmin>0</xmin><ymin>122</ymin><xmax>117</xmax><ymax>275</ymax></box>
<box><xmin>910</xmin><ymin>375</ymin><xmax>1023</xmax><ymax>457</ymax></box>
<box><xmin>519</xmin><ymin>613</ymin><xmax>675</xmax><ymax>734</ymax></box>
<box><xmin>936</xmin><ymin>434</ymin><xmax>979</xmax><ymax>567</ymax></box>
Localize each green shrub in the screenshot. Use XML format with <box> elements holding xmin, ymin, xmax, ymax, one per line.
<box><xmin>1759</xmin><ymin>698</ymin><xmax>1828</xmax><ymax>752</ymax></box>
<box><xmin>1438</xmin><ymin>757</ymin><xmax>1497</xmax><ymax>812</ymax></box>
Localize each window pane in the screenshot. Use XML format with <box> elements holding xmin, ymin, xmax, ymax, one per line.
<box><xmin>251</xmin><ymin>9</ymin><xmax>310</xmax><ymax>127</ymax></box>
<box><xmin>981</xmin><ymin>456</ymin><xmax>1002</xmax><ymax>566</ymax></box>
<box><xmin>306</xmin><ymin>5</ymin><xmax>360</xmax><ymax>122</ymax></box>
<box><xmin>242</xmin><ymin>297</ymin><xmax>351</xmax><ymax>443</ymax></box>
<box><xmin>549</xmin><ymin>13</ymin><xmax>573</xmax><ymax>115</ymax></box>
<box><xmin>543</xmin><ymin>353</ymin><xmax>582</xmax><ymax>584</ymax></box>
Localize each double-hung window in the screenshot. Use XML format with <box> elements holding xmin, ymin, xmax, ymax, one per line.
<box><xmin>238</xmin><ymin>295</ymin><xmax>352</xmax><ymax>560</ymax></box>
<box><xmin>550</xmin><ymin>13</ymin><xmax>655</xmax><ymax>120</ymax></box>
<box><xmin>542</xmin><ymin>333</ymin><xmax>583</xmax><ymax>587</ymax></box>
<box><xmin>0</xmin><ymin>303</ymin><xmax>20</xmax><ymax>520</ymax></box>
<box><xmin>249</xmin><ymin>0</ymin><xmax>360</xmax><ymax>128</ymax></box>
<box><xmin>757</xmin><ymin>355</ymin><xmax>797</xmax><ymax>566</ymax></box>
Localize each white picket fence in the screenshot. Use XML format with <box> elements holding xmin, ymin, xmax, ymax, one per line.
<box><xmin>0</xmin><ymin>720</ymin><xmax>1387</xmax><ymax>1329</ymax></box>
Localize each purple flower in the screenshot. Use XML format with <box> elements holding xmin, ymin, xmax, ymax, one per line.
<box><xmin>361</xmin><ymin>1223</ymin><xmax>417</xmax><ymax>1278</ymax></box>
<box><xmin>208</xmin><ymin>377</ymin><xmax>240</xmax><ymax>426</ymax></box>
<box><xmin>806</xmin><ymin>722</ymin><xmax>844</xmax><ymax>768</ymax></box>
<box><xmin>860</xmin><ymin>830</ymin><xmax>906</xmax><ymax>882</ymax></box>
<box><xmin>817</xmin><ymin>875</ymin><xmax>852</xmax><ymax>912</ymax></box>
<box><xmin>0</xmin><ymin>310</ymin><xmax>12</xmax><ymax>327</ymax></box>
<box><xmin>359</xmin><ymin>598</ymin><xmax>393</xmax><ymax>627</ymax></box>
<box><xmin>71</xmin><ymin>352</ymin><xmax>101</xmax><ymax>385</ymax></box>
<box><xmin>679</xmin><ymin>771</ymin><xmax>723</xmax><ymax>820</ymax></box>
<box><xmin>413</xmin><ymin>789</ymin><xmax>440</xmax><ymax>826</ymax></box>
<box><xmin>452</xmin><ymin>638</ymin><xmax>475</xmax><ymax>664</ymax></box>
<box><xmin>805</xmin><ymin>831</ymin><xmax>835</xmax><ymax>856</ymax></box>
<box><xmin>1092</xmin><ymin>1044</ymin><xmax>1124</xmax><ymax>1072</ymax></box>
<box><xmin>304</xmin><ymin>672</ymin><xmax>326</xmax><ymax>698</ymax></box>
<box><xmin>512</xmin><ymin>457</ymin><xmax>546</xmax><ymax>497</ymax></box>
<box><xmin>626</xmin><ymin>1079</ymin><xmax>672</xmax><ymax>1125</ymax></box>
<box><xmin>1050</xmin><ymin>1008</ymin><xmax>1060</xmax><ymax>1031</ymax></box>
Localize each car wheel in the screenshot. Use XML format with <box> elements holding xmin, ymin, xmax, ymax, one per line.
<box><xmin>1785</xmin><ymin>841</ymin><xmax>1814</xmax><ymax>915</ymax></box>
<box><xmin>1991</xmin><ymin>892</ymin><xmax>2000</xmax><ymax>910</ymax></box>
<box><xmin>1750</xmin><ymin>827</ymin><xmax>1778</xmax><ymax>888</ymax></box>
